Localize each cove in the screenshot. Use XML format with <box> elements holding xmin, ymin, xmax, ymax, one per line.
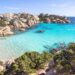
<box><xmin>0</xmin><ymin>23</ymin><xmax>75</xmax><ymax>61</ymax></box>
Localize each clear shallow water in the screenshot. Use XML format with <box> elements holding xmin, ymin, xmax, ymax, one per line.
<box><xmin>0</xmin><ymin>23</ymin><xmax>75</xmax><ymax>61</ymax></box>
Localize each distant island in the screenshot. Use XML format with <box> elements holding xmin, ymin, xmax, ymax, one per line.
<box><xmin>0</xmin><ymin>13</ymin><xmax>71</xmax><ymax>36</ymax></box>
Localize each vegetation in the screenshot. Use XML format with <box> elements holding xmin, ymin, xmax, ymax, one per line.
<box><xmin>1</xmin><ymin>43</ymin><xmax>75</xmax><ymax>75</ymax></box>
<box><xmin>2</xmin><ymin>51</ymin><xmax>52</xmax><ymax>75</ymax></box>
<box><xmin>48</xmin><ymin>43</ymin><xmax>75</xmax><ymax>75</ymax></box>
<box><xmin>0</xmin><ymin>20</ymin><xmax>6</xmax><ymax>26</ymax></box>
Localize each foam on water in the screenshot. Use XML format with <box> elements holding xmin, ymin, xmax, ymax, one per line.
<box><xmin>0</xmin><ymin>23</ymin><xmax>75</xmax><ymax>61</ymax></box>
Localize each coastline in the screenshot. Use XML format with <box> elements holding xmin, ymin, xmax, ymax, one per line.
<box><xmin>0</xmin><ymin>13</ymin><xmax>71</xmax><ymax>37</ymax></box>
<box><xmin>0</xmin><ymin>22</ymin><xmax>75</xmax><ymax>62</ymax></box>
<box><xmin>0</xmin><ymin>13</ymin><xmax>73</xmax><ymax>74</ymax></box>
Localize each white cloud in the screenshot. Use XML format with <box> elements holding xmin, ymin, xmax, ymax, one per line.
<box><xmin>4</xmin><ymin>6</ymin><xmax>20</xmax><ymax>10</ymax></box>
<box><xmin>0</xmin><ymin>6</ymin><xmax>20</xmax><ymax>10</ymax></box>
<box><xmin>51</xmin><ymin>3</ymin><xmax>67</xmax><ymax>8</ymax></box>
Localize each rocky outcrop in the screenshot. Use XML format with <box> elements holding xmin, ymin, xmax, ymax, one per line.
<box><xmin>0</xmin><ymin>26</ymin><xmax>14</xmax><ymax>36</ymax></box>
<box><xmin>0</xmin><ymin>13</ymin><xmax>71</xmax><ymax>36</ymax></box>
<box><xmin>39</xmin><ymin>13</ymin><xmax>71</xmax><ymax>23</ymax></box>
<box><xmin>0</xmin><ymin>13</ymin><xmax>40</xmax><ymax>36</ymax></box>
<box><xmin>44</xmin><ymin>18</ymin><xmax>51</xmax><ymax>23</ymax></box>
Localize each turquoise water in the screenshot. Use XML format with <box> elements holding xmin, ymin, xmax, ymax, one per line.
<box><xmin>0</xmin><ymin>23</ymin><xmax>75</xmax><ymax>61</ymax></box>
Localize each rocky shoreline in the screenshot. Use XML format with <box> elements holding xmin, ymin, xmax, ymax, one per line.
<box><xmin>39</xmin><ymin>13</ymin><xmax>71</xmax><ymax>23</ymax></box>
<box><xmin>0</xmin><ymin>13</ymin><xmax>39</xmax><ymax>36</ymax></box>
<box><xmin>0</xmin><ymin>13</ymin><xmax>71</xmax><ymax>36</ymax></box>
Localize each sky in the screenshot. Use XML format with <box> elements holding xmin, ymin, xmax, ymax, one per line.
<box><xmin>0</xmin><ymin>0</ymin><xmax>75</xmax><ymax>16</ymax></box>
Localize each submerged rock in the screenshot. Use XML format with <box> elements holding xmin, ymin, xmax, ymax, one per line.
<box><xmin>36</xmin><ymin>30</ymin><xmax>45</xmax><ymax>33</ymax></box>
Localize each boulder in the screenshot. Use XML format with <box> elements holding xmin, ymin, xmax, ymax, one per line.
<box><xmin>0</xmin><ymin>26</ymin><xmax>14</xmax><ymax>36</ymax></box>
<box><xmin>0</xmin><ymin>65</ymin><xmax>4</xmax><ymax>72</ymax></box>
<box><xmin>44</xmin><ymin>18</ymin><xmax>51</xmax><ymax>23</ymax></box>
<box><xmin>19</xmin><ymin>28</ymin><xmax>25</xmax><ymax>31</ymax></box>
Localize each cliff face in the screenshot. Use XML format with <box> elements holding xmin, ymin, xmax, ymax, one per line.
<box><xmin>0</xmin><ymin>13</ymin><xmax>71</xmax><ymax>36</ymax></box>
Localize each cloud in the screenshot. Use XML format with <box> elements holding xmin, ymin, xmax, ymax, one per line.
<box><xmin>4</xmin><ymin>6</ymin><xmax>20</xmax><ymax>10</ymax></box>
<box><xmin>51</xmin><ymin>3</ymin><xmax>68</xmax><ymax>8</ymax></box>
<box><xmin>0</xmin><ymin>6</ymin><xmax>21</xmax><ymax>10</ymax></box>
<box><xmin>0</xmin><ymin>6</ymin><xmax>23</xmax><ymax>13</ymax></box>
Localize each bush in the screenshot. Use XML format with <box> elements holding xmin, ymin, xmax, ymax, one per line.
<box><xmin>6</xmin><ymin>51</ymin><xmax>52</xmax><ymax>73</ymax></box>
<box><xmin>0</xmin><ymin>20</ymin><xmax>6</xmax><ymax>26</ymax></box>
